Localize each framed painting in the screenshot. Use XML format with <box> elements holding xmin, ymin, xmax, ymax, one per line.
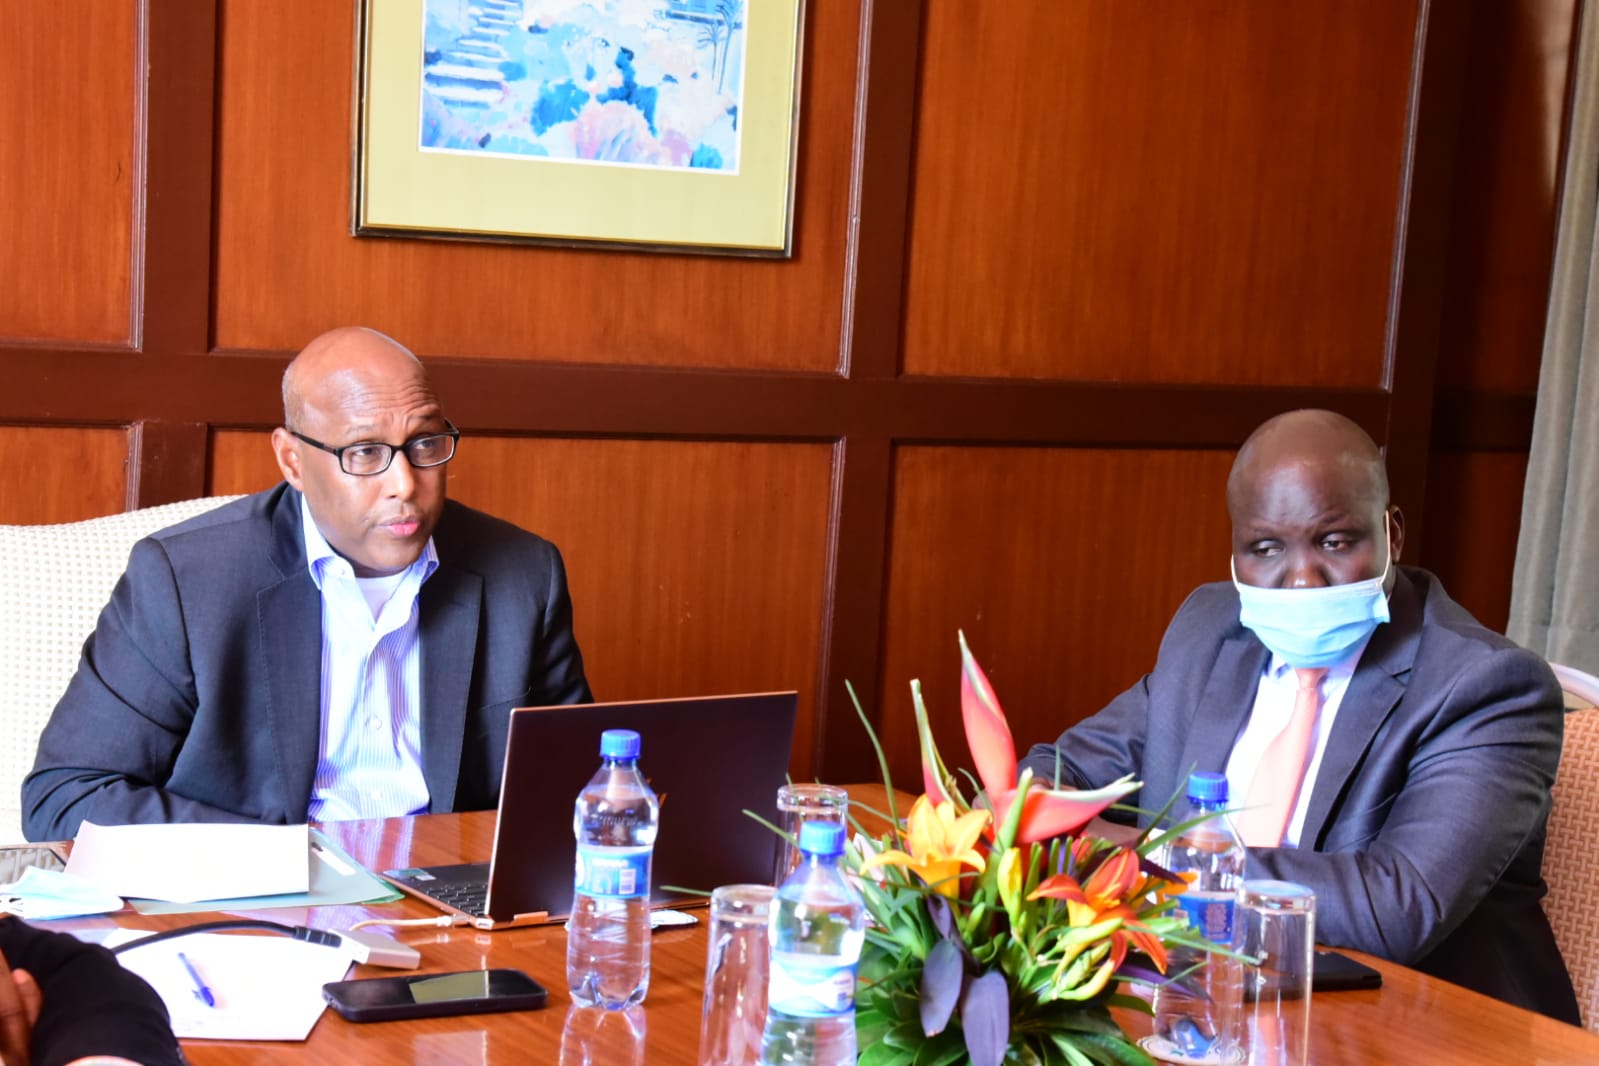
<box><xmin>354</xmin><ymin>0</ymin><xmax>804</xmax><ymax>255</ymax></box>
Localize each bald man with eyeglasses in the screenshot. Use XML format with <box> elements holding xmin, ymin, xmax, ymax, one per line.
<box><xmin>24</xmin><ymin>327</ymin><xmax>591</xmax><ymax>841</ymax></box>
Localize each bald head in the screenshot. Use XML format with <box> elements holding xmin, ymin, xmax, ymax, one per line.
<box><xmin>282</xmin><ymin>327</ymin><xmax>433</xmax><ymax>431</ymax></box>
<box><xmin>1228</xmin><ymin>410</ymin><xmax>1402</xmax><ymax>591</ymax></box>
<box><xmin>1227</xmin><ymin>410</ymin><xmax>1387</xmax><ymax>520</ymax></box>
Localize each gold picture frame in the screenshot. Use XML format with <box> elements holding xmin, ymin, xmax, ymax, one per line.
<box><xmin>354</xmin><ymin>0</ymin><xmax>804</xmax><ymax>255</ymax></box>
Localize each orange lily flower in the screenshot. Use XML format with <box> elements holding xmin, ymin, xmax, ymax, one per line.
<box><xmin>860</xmin><ymin>796</ymin><xmax>990</xmax><ymax>898</ymax></box>
<box><xmin>1030</xmin><ymin>849</ymin><xmax>1170</xmax><ymax>973</ymax></box>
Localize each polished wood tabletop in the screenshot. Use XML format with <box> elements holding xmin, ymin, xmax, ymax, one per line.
<box><xmin>75</xmin><ymin>806</ymin><xmax>1599</xmax><ymax>1065</ymax></box>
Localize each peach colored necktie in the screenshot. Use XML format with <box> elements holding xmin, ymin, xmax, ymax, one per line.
<box><xmin>1238</xmin><ymin>668</ymin><xmax>1329</xmax><ymax>848</ymax></box>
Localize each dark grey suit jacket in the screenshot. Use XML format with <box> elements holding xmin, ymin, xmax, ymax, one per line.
<box><xmin>23</xmin><ymin>484</ymin><xmax>591</xmax><ymax>841</ymax></box>
<box><xmin>1019</xmin><ymin>566</ymin><xmax>1580</xmax><ymax>1023</ymax></box>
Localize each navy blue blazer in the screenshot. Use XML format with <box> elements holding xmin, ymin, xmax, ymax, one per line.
<box><xmin>1020</xmin><ymin>567</ymin><xmax>1579</xmax><ymax>1023</ymax></box>
<box><xmin>24</xmin><ymin>484</ymin><xmax>591</xmax><ymax>840</ymax></box>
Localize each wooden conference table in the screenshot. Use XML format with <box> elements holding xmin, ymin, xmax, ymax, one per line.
<box><xmin>71</xmin><ymin>807</ymin><xmax>1599</xmax><ymax>1065</ymax></box>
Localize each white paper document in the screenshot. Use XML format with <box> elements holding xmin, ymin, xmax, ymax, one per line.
<box><xmin>106</xmin><ymin>930</ymin><xmax>354</xmax><ymax>1040</ymax></box>
<box><xmin>66</xmin><ymin>822</ymin><xmax>310</xmax><ymax>903</ymax></box>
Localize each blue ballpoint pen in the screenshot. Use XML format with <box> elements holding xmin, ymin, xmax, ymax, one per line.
<box><xmin>177</xmin><ymin>951</ymin><xmax>217</xmax><ymax>1008</ymax></box>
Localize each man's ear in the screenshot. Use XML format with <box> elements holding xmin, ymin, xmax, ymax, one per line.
<box><xmin>1387</xmin><ymin>506</ymin><xmax>1405</xmax><ymax>563</ymax></box>
<box><xmin>271</xmin><ymin>427</ymin><xmax>304</xmax><ymax>490</ymax></box>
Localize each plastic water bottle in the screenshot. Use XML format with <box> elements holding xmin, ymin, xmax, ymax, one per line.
<box><xmin>759</xmin><ymin>821</ymin><xmax>866</xmax><ymax>1066</ymax></box>
<box><xmin>1152</xmin><ymin>771</ymin><xmax>1245</xmax><ymax>1064</ymax></box>
<box><xmin>566</xmin><ymin>729</ymin><xmax>659</xmax><ymax>1010</ymax></box>
<box><xmin>559</xmin><ymin>1003</ymin><xmax>646</xmax><ymax>1066</ymax></box>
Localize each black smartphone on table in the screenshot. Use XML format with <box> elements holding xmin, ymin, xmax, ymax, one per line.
<box><xmin>323</xmin><ymin>968</ymin><xmax>548</xmax><ymax>1023</ymax></box>
<box><xmin>1313</xmin><ymin>949</ymin><xmax>1383</xmax><ymax>992</ymax></box>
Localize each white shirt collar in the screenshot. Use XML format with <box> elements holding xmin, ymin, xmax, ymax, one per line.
<box><xmin>1264</xmin><ymin>632</ymin><xmax>1372</xmax><ymax>685</ymax></box>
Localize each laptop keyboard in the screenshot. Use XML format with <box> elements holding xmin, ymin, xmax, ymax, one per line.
<box><xmin>389</xmin><ymin>871</ymin><xmax>490</xmax><ymax>918</ymax></box>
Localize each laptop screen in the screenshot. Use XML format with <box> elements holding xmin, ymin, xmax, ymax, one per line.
<box><xmin>484</xmin><ymin>691</ymin><xmax>799</xmax><ymax>922</ymax></box>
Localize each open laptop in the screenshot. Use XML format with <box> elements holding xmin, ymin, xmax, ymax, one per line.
<box><xmin>382</xmin><ymin>691</ymin><xmax>798</xmax><ymax>928</ymax></box>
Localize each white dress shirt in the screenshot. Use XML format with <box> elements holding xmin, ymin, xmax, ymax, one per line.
<box><xmin>300</xmin><ymin>496</ymin><xmax>438</xmax><ymax>821</ymax></box>
<box><xmin>1223</xmin><ymin>636</ymin><xmax>1371</xmax><ymax>847</ymax></box>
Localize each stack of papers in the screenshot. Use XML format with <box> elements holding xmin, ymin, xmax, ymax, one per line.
<box><xmin>106</xmin><ymin>929</ymin><xmax>354</xmax><ymax>1041</ymax></box>
<box><xmin>66</xmin><ymin>822</ymin><xmax>310</xmax><ymax>902</ymax></box>
<box><xmin>57</xmin><ymin>821</ymin><xmax>400</xmax><ymax>915</ymax></box>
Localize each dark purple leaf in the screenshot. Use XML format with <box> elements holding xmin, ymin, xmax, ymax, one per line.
<box><xmin>1138</xmin><ymin>852</ymin><xmax>1181</xmax><ymax>883</ymax></box>
<box><xmin>959</xmin><ymin>969</ymin><xmax>1010</xmax><ymax>1066</ymax></box>
<box><xmin>1113</xmin><ymin>961</ymin><xmax>1170</xmax><ymax>987</ymax></box>
<box><xmin>920</xmin><ymin>938</ymin><xmax>964</xmax><ymax>1035</ymax></box>
<box><xmin>927</xmin><ymin>891</ymin><xmax>954</xmax><ymax>940</ymax></box>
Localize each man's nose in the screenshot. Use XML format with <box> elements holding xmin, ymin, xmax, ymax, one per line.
<box><xmin>381</xmin><ymin>450</ymin><xmax>417</xmax><ymax>497</ymax></box>
<box><xmin>1285</xmin><ymin>552</ymin><xmax>1328</xmax><ymax>589</ymax></box>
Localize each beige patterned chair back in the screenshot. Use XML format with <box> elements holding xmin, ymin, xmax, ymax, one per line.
<box><xmin>0</xmin><ymin>496</ymin><xmax>242</xmax><ymax>844</ymax></box>
<box><xmin>1545</xmin><ymin>662</ymin><xmax>1599</xmax><ymax>1031</ymax></box>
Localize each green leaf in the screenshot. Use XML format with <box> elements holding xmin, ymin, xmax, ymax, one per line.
<box><xmin>847</xmin><ymin>679</ymin><xmax>906</xmax><ymax>829</ymax></box>
<box><xmin>1021</xmin><ymin>1004</ymin><xmax>1122</xmax><ymax>1037</ymax></box>
<box><xmin>1046</xmin><ymin>1032</ymin><xmax>1096</xmax><ymax>1066</ymax></box>
<box><xmin>1102</xmin><ymin>992</ymin><xmax>1151</xmax><ymax>1016</ymax></box>
<box><xmin>1073</xmin><ymin>1031</ymin><xmax>1157</xmax><ymax>1066</ymax></box>
<box><xmin>910</xmin><ymin>1028</ymin><xmax>969</xmax><ymax>1066</ymax></box>
<box><xmin>883</xmin><ymin>1020</ymin><xmax>925</xmax><ymax>1050</ymax></box>
<box><xmin>857</xmin><ymin>1006</ymin><xmax>896</xmax><ymax>1047</ymax></box>
<box><xmin>860</xmin><ymin>1041</ymin><xmax>916</xmax><ymax>1066</ymax></box>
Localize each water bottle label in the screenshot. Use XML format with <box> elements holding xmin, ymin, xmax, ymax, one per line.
<box><xmin>1176</xmin><ymin>892</ymin><xmax>1234</xmax><ymax>945</ymax></box>
<box><xmin>574</xmin><ymin>844</ymin><xmax>651</xmax><ymax>899</ymax></box>
<box><xmin>767</xmin><ymin>953</ymin><xmax>857</xmax><ymax>1018</ymax></box>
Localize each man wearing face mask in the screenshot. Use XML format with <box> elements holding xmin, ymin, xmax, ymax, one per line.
<box><xmin>1019</xmin><ymin>409</ymin><xmax>1579</xmax><ymax>1023</ymax></box>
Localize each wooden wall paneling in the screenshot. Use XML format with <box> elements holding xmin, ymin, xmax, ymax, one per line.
<box><xmin>127</xmin><ymin>421</ymin><xmax>209</xmax><ymax>510</ymax></box>
<box><xmin>877</xmin><ymin>446</ymin><xmax>1236</xmax><ymax>789</ymax></box>
<box><xmin>1381</xmin><ymin>0</ymin><xmax>1477</xmax><ymax>557</ymax></box>
<box><xmin>817</xmin><ymin>435</ymin><xmax>894</xmax><ymax>781</ymax></box>
<box><xmin>815</xmin><ymin>0</ymin><xmax>924</xmax><ymax>782</ymax></box>
<box><xmin>0</xmin><ymin>2</ymin><xmax>139</xmax><ymax>344</ymax></box>
<box><xmin>0</xmin><ymin>427</ymin><xmax>129</xmax><ymax>524</ymax></box>
<box><xmin>1420</xmin><ymin>0</ymin><xmax>1578</xmax><ymax>630</ymax></box>
<box><xmin>139</xmin><ymin>0</ymin><xmax>219</xmax><ymax>357</ymax></box>
<box><xmin>208</xmin><ymin>428</ymin><xmax>283</xmax><ymax>496</ymax></box>
<box><xmin>1434</xmin><ymin>0</ymin><xmax>1578</xmax><ymax>394</ymax></box>
<box><xmin>211</xmin><ymin>431</ymin><xmax>837</xmax><ymax>780</ymax></box>
<box><xmin>900</xmin><ymin>1</ymin><xmax>1419</xmax><ymax>387</ymax></box>
<box><xmin>1430</xmin><ymin>390</ymin><xmax>1539</xmax><ymax>452</ymax></box>
<box><xmin>1418</xmin><ymin>451</ymin><xmax>1530</xmax><ymax>634</ymax></box>
<box><xmin>210</xmin><ymin>0</ymin><xmax>858</xmax><ymax>370</ymax></box>
<box><xmin>447</xmin><ymin>438</ymin><xmax>836</xmax><ymax>781</ymax></box>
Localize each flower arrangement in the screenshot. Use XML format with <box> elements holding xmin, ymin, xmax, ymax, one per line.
<box><xmin>848</xmin><ymin>635</ymin><xmax>1212</xmax><ymax>1066</ymax></box>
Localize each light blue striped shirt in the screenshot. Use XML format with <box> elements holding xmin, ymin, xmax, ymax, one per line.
<box><xmin>300</xmin><ymin>495</ymin><xmax>438</xmax><ymax>821</ymax></box>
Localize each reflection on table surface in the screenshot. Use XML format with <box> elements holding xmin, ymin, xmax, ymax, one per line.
<box><xmin>53</xmin><ymin>798</ymin><xmax>1599</xmax><ymax>1065</ymax></box>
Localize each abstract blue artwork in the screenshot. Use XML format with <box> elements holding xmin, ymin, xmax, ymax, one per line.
<box><xmin>420</xmin><ymin>0</ymin><xmax>746</xmax><ymax>172</ymax></box>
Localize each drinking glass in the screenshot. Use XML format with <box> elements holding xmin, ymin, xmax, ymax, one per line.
<box><xmin>697</xmin><ymin>883</ymin><xmax>775</xmax><ymax>1066</ymax></box>
<box><xmin>1240</xmin><ymin>880</ymin><xmax>1316</xmax><ymax>1066</ymax></box>
<box><xmin>772</xmin><ymin>784</ymin><xmax>848</xmax><ymax>884</ymax></box>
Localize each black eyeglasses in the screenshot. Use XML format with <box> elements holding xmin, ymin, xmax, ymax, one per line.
<box><xmin>289</xmin><ymin>420</ymin><xmax>460</xmax><ymax>476</ymax></box>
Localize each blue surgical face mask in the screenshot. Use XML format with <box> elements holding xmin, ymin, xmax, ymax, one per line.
<box><xmin>1232</xmin><ymin>523</ymin><xmax>1393</xmax><ymax>669</ymax></box>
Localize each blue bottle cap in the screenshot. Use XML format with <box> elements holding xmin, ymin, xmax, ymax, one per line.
<box><xmin>599</xmin><ymin>729</ymin><xmax>641</xmax><ymax>759</ymax></box>
<box><xmin>798</xmin><ymin>821</ymin><xmax>845</xmax><ymax>857</ymax></box>
<box><xmin>1187</xmin><ymin>771</ymin><xmax>1228</xmax><ymax>805</ymax></box>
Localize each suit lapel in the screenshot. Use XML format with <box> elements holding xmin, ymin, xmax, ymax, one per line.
<box><xmin>1299</xmin><ymin>571</ymin><xmax>1420</xmax><ymax>845</ymax></box>
<box><xmin>1175</xmin><ymin>636</ymin><xmax>1271</xmax><ymax>785</ymax></box>
<box><xmin>418</xmin><ymin>561</ymin><xmax>482</xmax><ymax>813</ymax></box>
<box><xmin>258</xmin><ymin>491</ymin><xmax>321</xmax><ymax>823</ymax></box>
